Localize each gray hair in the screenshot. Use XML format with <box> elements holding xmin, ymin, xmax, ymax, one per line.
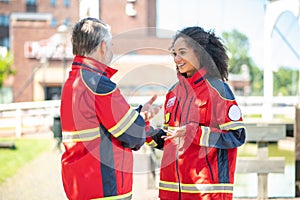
<box><xmin>72</xmin><ymin>17</ymin><xmax>111</xmax><ymax>56</ymax></box>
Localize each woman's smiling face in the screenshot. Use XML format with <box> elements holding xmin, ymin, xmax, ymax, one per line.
<box><xmin>171</xmin><ymin>37</ymin><xmax>200</xmax><ymax>77</ymax></box>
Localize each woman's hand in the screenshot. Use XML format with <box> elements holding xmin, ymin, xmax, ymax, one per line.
<box><xmin>162</xmin><ymin>125</ymin><xmax>186</xmax><ymax>141</ymax></box>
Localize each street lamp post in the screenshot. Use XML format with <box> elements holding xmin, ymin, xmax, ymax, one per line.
<box><xmin>56</xmin><ymin>24</ymin><xmax>69</xmax><ymax>92</ymax></box>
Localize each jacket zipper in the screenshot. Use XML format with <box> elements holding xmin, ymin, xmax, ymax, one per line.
<box><xmin>180</xmin><ymin>80</ymin><xmax>189</xmax><ymax>126</ymax></box>
<box><xmin>205</xmin><ymin>147</ymin><xmax>215</xmax><ymax>181</ymax></box>
<box><xmin>121</xmin><ymin>150</ymin><xmax>125</xmax><ymax>187</ymax></box>
<box><xmin>175</xmin><ymin>138</ymin><xmax>181</xmax><ymax>200</ymax></box>
<box><xmin>185</xmin><ymin>97</ymin><xmax>194</xmax><ymax>122</ymax></box>
<box><xmin>174</xmin><ymin>98</ymin><xmax>180</xmax><ymax>122</ymax></box>
<box><xmin>175</xmin><ymin>80</ymin><xmax>190</xmax><ymax>200</ymax></box>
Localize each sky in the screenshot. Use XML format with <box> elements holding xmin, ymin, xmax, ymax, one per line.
<box><xmin>156</xmin><ymin>0</ymin><xmax>300</xmax><ymax>70</ymax></box>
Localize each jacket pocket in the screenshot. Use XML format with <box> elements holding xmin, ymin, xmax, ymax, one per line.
<box><xmin>190</xmin><ymin>98</ymin><xmax>207</xmax><ymax>125</ymax></box>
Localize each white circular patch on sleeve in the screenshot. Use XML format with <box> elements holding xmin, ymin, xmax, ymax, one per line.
<box><xmin>228</xmin><ymin>105</ymin><xmax>242</xmax><ymax>121</ymax></box>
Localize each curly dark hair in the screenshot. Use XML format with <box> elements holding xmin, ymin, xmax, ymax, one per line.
<box><xmin>171</xmin><ymin>26</ymin><xmax>229</xmax><ymax>81</ymax></box>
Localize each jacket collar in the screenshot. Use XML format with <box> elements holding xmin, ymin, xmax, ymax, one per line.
<box><xmin>178</xmin><ymin>67</ymin><xmax>207</xmax><ymax>88</ymax></box>
<box><xmin>72</xmin><ymin>55</ymin><xmax>118</xmax><ymax>78</ymax></box>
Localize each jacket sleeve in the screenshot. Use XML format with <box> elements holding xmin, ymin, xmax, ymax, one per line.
<box><xmin>98</xmin><ymin>89</ymin><xmax>146</xmax><ymax>149</ymax></box>
<box><xmin>82</xmin><ymin>70</ymin><xmax>146</xmax><ymax>150</ymax></box>
<box><xmin>187</xmin><ymin>81</ymin><xmax>246</xmax><ymax>149</ymax></box>
<box><xmin>145</xmin><ymin>127</ymin><xmax>166</xmax><ymax>150</ymax></box>
<box><xmin>186</xmin><ymin>119</ymin><xmax>246</xmax><ymax>149</ymax></box>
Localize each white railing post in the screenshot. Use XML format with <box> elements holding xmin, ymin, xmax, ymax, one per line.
<box><xmin>15</xmin><ymin>108</ymin><xmax>22</xmax><ymax>138</ymax></box>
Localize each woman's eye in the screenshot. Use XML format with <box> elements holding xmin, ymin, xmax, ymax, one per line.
<box><xmin>171</xmin><ymin>52</ymin><xmax>177</xmax><ymax>57</ymax></box>
<box><xmin>179</xmin><ymin>51</ymin><xmax>186</xmax><ymax>56</ymax></box>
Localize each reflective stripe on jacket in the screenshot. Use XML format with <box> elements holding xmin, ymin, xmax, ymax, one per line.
<box><xmin>148</xmin><ymin>67</ymin><xmax>246</xmax><ymax>200</ymax></box>
<box><xmin>60</xmin><ymin>55</ymin><xmax>146</xmax><ymax>200</ymax></box>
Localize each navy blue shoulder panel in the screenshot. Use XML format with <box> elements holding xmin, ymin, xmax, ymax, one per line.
<box><xmin>81</xmin><ymin>69</ymin><xmax>116</xmax><ymax>95</ymax></box>
<box><xmin>207</xmin><ymin>77</ymin><xmax>235</xmax><ymax>100</ymax></box>
<box><xmin>168</xmin><ymin>82</ymin><xmax>179</xmax><ymax>92</ymax></box>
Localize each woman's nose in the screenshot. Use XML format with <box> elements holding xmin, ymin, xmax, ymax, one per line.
<box><xmin>174</xmin><ymin>54</ymin><xmax>181</xmax><ymax>62</ymax></box>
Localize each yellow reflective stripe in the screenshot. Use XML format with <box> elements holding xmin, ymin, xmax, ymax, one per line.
<box><xmin>108</xmin><ymin>108</ymin><xmax>139</xmax><ymax>138</ymax></box>
<box><xmin>159</xmin><ymin>180</ymin><xmax>234</xmax><ymax>194</ymax></box>
<box><xmin>181</xmin><ymin>183</ymin><xmax>233</xmax><ymax>194</ymax></box>
<box><xmin>219</xmin><ymin>121</ymin><xmax>245</xmax><ymax>130</ymax></box>
<box><xmin>159</xmin><ymin>186</ymin><xmax>179</xmax><ymax>192</ymax></box>
<box><xmin>62</xmin><ymin>127</ymin><xmax>100</xmax><ymax>142</ymax></box>
<box><xmin>163</xmin><ymin>125</ymin><xmax>178</xmax><ymax>131</ymax></box>
<box><xmin>199</xmin><ymin>126</ymin><xmax>210</xmax><ymax>146</ymax></box>
<box><xmin>91</xmin><ymin>191</ymin><xmax>132</xmax><ymax>200</ymax></box>
<box><xmin>165</xmin><ymin>113</ymin><xmax>170</xmax><ymax>123</ymax></box>
<box><xmin>167</xmin><ymin>126</ymin><xmax>177</xmax><ymax>131</ymax></box>
<box><xmin>159</xmin><ymin>180</ymin><xmax>179</xmax><ymax>192</ymax></box>
<box><xmin>146</xmin><ymin>139</ymin><xmax>158</xmax><ymax>147</ymax></box>
<box><xmin>163</xmin><ymin>124</ymin><xmax>168</xmax><ymax>130</ymax></box>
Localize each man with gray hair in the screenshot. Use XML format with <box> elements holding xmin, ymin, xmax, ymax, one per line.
<box><xmin>60</xmin><ymin>17</ymin><xmax>160</xmax><ymax>200</ymax></box>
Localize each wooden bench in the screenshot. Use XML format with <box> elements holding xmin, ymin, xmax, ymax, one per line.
<box><xmin>236</xmin><ymin>122</ymin><xmax>286</xmax><ymax>200</ymax></box>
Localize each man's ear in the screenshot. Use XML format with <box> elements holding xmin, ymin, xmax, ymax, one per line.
<box><xmin>99</xmin><ymin>41</ymin><xmax>107</xmax><ymax>57</ymax></box>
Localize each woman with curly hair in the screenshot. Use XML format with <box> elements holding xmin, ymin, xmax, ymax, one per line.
<box><xmin>146</xmin><ymin>26</ymin><xmax>246</xmax><ymax>200</ymax></box>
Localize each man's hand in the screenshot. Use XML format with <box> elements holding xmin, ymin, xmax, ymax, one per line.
<box><xmin>140</xmin><ymin>95</ymin><xmax>162</xmax><ymax>122</ymax></box>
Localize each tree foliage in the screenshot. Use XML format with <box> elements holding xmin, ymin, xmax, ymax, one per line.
<box><xmin>222</xmin><ymin>29</ymin><xmax>299</xmax><ymax>96</ymax></box>
<box><xmin>222</xmin><ymin>29</ymin><xmax>263</xmax><ymax>95</ymax></box>
<box><xmin>222</xmin><ymin>29</ymin><xmax>250</xmax><ymax>73</ymax></box>
<box><xmin>273</xmin><ymin>67</ymin><xmax>299</xmax><ymax>96</ymax></box>
<box><xmin>0</xmin><ymin>50</ymin><xmax>15</xmax><ymax>88</ymax></box>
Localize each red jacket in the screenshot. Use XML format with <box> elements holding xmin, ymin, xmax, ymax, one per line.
<box><xmin>147</xmin><ymin>67</ymin><xmax>246</xmax><ymax>200</ymax></box>
<box><xmin>60</xmin><ymin>56</ymin><xmax>146</xmax><ymax>200</ymax></box>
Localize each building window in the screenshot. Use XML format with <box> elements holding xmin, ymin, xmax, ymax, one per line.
<box><xmin>26</xmin><ymin>0</ymin><xmax>36</xmax><ymax>4</ymax></box>
<box><xmin>64</xmin><ymin>0</ymin><xmax>70</xmax><ymax>7</ymax></box>
<box><xmin>0</xmin><ymin>15</ymin><xmax>9</xmax><ymax>27</ymax></box>
<box><xmin>0</xmin><ymin>86</ymin><xmax>13</xmax><ymax>104</ymax></box>
<box><xmin>26</xmin><ymin>0</ymin><xmax>37</xmax><ymax>12</ymax></box>
<box><xmin>45</xmin><ymin>86</ymin><xmax>61</xmax><ymax>100</ymax></box>
<box><xmin>0</xmin><ymin>37</ymin><xmax>9</xmax><ymax>49</ymax></box>
<box><xmin>64</xmin><ymin>18</ymin><xmax>70</xmax><ymax>27</ymax></box>
<box><xmin>50</xmin><ymin>0</ymin><xmax>56</xmax><ymax>7</ymax></box>
<box><xmin>51</xmin><ymin>17</ymin><xmax>57</xmax><ymax>27</ymax></box>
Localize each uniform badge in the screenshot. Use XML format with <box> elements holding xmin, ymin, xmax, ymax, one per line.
<box><xmin>228</xmin><ymin>105</ymin><xmax>242</xmax><ymax>121</ymax></box>
<box><xmin>166</xmin><ymin>96</ymin><xmax>176</xmax><ymax>108</ymax></box>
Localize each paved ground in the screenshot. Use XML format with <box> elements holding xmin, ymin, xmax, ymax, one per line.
<box><xmin>0</xmin><ymin>138</ymin><xmax>299</xmax><ymax>200</ymax></box>
<box><xmin>0</xmin><ymin>138</ymin><xmax>158</xmax><ymax>200</ymax></box>
<box><xmin>0</xmin><ymin>144</ymin><xmax>67</xmax><ymax>200</ymax></box>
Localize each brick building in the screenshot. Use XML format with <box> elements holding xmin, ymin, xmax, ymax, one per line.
<box><xmin>0</xmin><ymin>0</ymin><xmax>79</xmax><ymax>102</ymax></box>
<box><xmin>100</xmin><ymin>0</ymin><xmax>175</xmax><ymax>97</ymax></box>
<box><xmin>1</xmin><ymin>0</ymin><xmax>176</xmax><ymax>103</ymax></box>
